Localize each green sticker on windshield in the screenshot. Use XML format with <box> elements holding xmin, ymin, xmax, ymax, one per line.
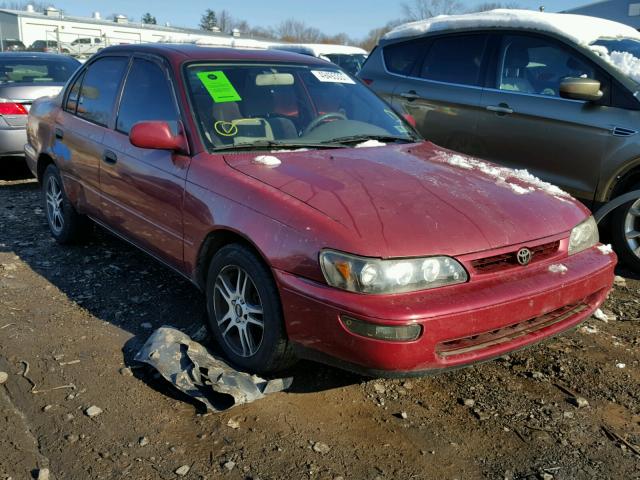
<box><xmin>197</xmin><ymin>71</ymin><xmax>242</xmax><ymax>103</ymax></box>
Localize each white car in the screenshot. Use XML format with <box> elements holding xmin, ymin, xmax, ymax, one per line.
<box><xmin>66</xmin><ymin>37</ymin><xmax>104</xmax><ymax>57</ymax></box>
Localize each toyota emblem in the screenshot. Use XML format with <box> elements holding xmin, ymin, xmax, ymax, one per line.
<box><xmin>517</xmin><ymin>248</ymin><xmax>533</xmax><ymax>266</ymax></box>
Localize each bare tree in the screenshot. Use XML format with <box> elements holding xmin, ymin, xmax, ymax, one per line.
<box><xmin>0</xmin><ymin>1</ymin><xmax>51</xmax><ymax>12</ymax></box>
<box><xmin>359</xmin><ymin>20</ymin><xmax>404</xmax><ymax>52</ymax></box>
<box><xmin>467</xmin><ymin>2</ymin><xmax>521</xmax><ymax>12</ymax></box>
<box><xmin>401</xmin><ymin>0</ymin><xmax>463</xmax><ymax>21</ymax></box>
<box><xmin>275</xmin><ymin>19</ymin><xmax>324</xmax><ymax>43</ymax></box>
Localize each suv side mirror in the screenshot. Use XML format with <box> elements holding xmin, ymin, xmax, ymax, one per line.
<box><xmin>559</xmin><ymin>77</ymin><xmax>603</xmax><ymax>102</ymax></box>
<box><xmin>129</xmin><ymin>121</ymin><xmax>189</xmax><ymax>154</ymax></box>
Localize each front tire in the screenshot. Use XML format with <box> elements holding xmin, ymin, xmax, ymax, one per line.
<box><xmin>205</xmin><ymin>244</ymin><xmax>296</xmax><ymax>374</ymax></box>
<box><xmin>611</xmin><ymin>196</ymin><xmax>640</xmax><ymax>271</ymax></box>
<box><xmin>42</xmin><ymin>164</ymin><xmax>88</xmax><ymax>244</ymax></box>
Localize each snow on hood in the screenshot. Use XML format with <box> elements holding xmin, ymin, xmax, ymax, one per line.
<box><xmin>384</xmin><ymin>9</ymin><xmax>640</xmax><ymax>46</ymax></box>
<box><xmin>590</xmin><ymin>45</ymin><xmax>640</xmax><ymax>84</ymax></box>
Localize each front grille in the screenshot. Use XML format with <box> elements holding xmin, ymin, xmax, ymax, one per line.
<box><xmin>435</xmin><ymin>301</ymin><xmax>588</xmax><ymax>358</ymax></box>
<box><xmin>471</xmin><ymin>241</ymin><xmax>560</xmax><ymax>274</ymax></box>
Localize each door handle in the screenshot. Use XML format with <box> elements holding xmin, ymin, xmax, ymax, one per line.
<box><xmin>55</xmin><ymin>128</ymin><xmax>63</xmax><ymax>140</ymax></box>
<box><xmin>486</xmin><ymin>104</ymin><xmax>514</xmax><ymax>115</ymax></box>
<box><xmin>102</xmin><ymin>150</ymin><xmax>118</xmax><ymax>165</ymax></box>
<box><xmin>400</xmin><ymin>91</ymin><xmax>420</xmax><ymax>101</ymax></box>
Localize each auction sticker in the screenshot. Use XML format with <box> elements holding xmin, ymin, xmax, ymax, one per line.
<box><xmin>311</xmin><ymin>70</ymin><xmax>355</xmax><ymax>84</ymax></box>
<box><xmin>197</xmin><ymin>71</ymin><xmax>242</xmax><ymax>103</ymax></box>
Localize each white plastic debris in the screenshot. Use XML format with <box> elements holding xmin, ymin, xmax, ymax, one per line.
<box><xmin>597</xmin><ymin>244</ymin><xmax>613</xmax><ymax>255</ymax></box>
<box><xmin>355</xmin><ymin>140</ymin><xmax>387</xmax><ymax>148</ymax></box>
<box><xmin>175</xmin><ymin>465</ymin><xmax>190</xmax><ymax>476</ymax></box>
<box><xmin>593</xmin><ymin>308</ymin><xmax>609</xmax><ymax>323</ymax></box>
<box><xmin>548</xmin><ymin>264</ymin><xmax>568</xmax><ymax>274</ymax></box>
<box><xmin>253</xmin><ymin>155</ymin><xmax>281</xmax><ymax>167</ymax></box>
<box><xmin>616</xmin><ymin>363</ymin><xmax>626</xmax><ymax>369</ymax></box>
<box><xmin>579</xmin><ymin>325</ymin><xmax>598</xmax><ymax>335</ymax></box>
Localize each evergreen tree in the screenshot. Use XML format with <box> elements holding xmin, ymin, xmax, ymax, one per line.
<box><xmin>141</xmin><ymin>13</ymin><xmax>157</xmax><ymax>25</ymax></box>
<box><xmin>199</xmin><ymin>9</ymin><xmax>218</xmax><ymax>31</ymax></box>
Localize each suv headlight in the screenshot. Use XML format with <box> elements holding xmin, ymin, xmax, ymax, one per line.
<box><xmin>319</xmin><ymin>250</ymin><xmax>468</xmax><ymax>294</ymax></box>
<box><xmin>569</xmin><ymin>216</ymin><xmax>599</xmax><ymax>255</ymax></box>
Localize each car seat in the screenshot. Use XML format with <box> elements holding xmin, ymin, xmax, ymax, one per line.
<box><xmin>500</xmin><ymin>44</ymin><xmax>535</xmax><ymax>94</ymax></box>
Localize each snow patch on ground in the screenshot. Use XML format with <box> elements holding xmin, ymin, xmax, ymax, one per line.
<box><xmin>548</xmin><ymin>264</ymin><xmax>568</xmax><ymax>274</ymax></box>
<box><xmin>437</xmin><ymin>152</ymin><xmax>569</xmax><ymax>199</ymax></box>
<box><xmin>591</xmin><ymin>46</ymin><xmax>640</xmax><ymax>84</ymax></box>
<box><xmin>384</xmin><ymin>9</ymin><xmax>640</xmax><ymax>45</ymax></box>
<box><xmin>355</xmin><ymin>140</ymin><xmax>387</xmax><ymax>148</ymax></box>
<box><xmin>597</xmin><ymin>244</ymin><xmax>613</xmax><ymax>255</ymax></box>
<box><xmin>253</xmin><ymin>155</ymin><xmax>281</xmax><ymax>167</ymax></box>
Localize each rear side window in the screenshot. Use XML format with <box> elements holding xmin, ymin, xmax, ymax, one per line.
<box><xmin>383</xmin><ymin>39</ymin><xmax>426</xmax><ymax>76</ymax></box>
<box><xmin>77</xmin><ymin>56</ymin><xmax>128</xmax><ymax>126</ymax></box>
<box><xmin>116</xmin><ymin>58</ymin><xmax>179</xmax><ymax>134</ymax></box>
<box><xmin>420</xmin><ymin>34</ymin><xmax>488</xmax><ymax>86</ymax></box>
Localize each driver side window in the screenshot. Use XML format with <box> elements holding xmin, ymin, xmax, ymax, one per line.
<box><xmin>497</xmin><ymin>34</ymin><xmax>598</xmax><ymax>97</ymax></box>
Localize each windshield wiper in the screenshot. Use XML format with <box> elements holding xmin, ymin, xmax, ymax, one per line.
<box><xmin>212</xmin><ymin>140</ymin><xmax>344</xmax><ymax>152</ymax></box>
<box><xmin>324</xmin><ymin>134</ymin><xmax>417</xmax><ymax>146</ymax></box>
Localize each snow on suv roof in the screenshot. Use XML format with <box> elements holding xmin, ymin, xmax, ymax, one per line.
<box><xmin>383</xmin><ymin>9</ymin><xmax>640</xmax><ymax>46</ymax></box>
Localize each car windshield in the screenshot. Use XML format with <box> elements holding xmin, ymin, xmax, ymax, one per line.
<box><xmin>185</xmin><ymin>62</ymin><xmax>418</xmax><ymax>151</ymax></box>
<box><xmin>0</xmin><ymin>58</ymin><xmax>79</xmax><ymax>84</ymax></box>
<box><xmin>324</xmin><ymin>53</ymin><xmax>368</xmax><ymax>75</ymax></box>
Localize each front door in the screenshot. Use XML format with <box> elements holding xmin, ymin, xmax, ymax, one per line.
<box><xmin>99</xmin><ymin>57</ymin><xmax>189</xmax><ymax>270</ymax></box>
<box><xmin>476</xmin><ymin>33</ymin><xmax>611</xmax><ymax>203</ymax></box>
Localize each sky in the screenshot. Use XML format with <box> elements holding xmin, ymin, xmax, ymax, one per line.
<box><xmin>43</xmin><ymin>0</ymin><xmax>595</xmax><ymax>39</ymax></box>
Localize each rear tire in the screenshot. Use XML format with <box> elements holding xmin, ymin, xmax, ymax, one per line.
<box><xmin>42</xmin><ymin>164</ymin><xmax>89</xmax><ymax>244</ymax></box>
<box><xmin>205</xmin><ymin>244</ymin><xmax>296</xmax><ymax>374</ymax></box>
<box><xmin>611</xmin><ymin>193</ymin><xmax>640</xmax><ymax>272</ymax></box>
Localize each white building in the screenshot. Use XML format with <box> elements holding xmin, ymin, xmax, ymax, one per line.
<box><xmin>0</xmin><ymin>5</ymin><xmax>259</xmax><ymax>52</ymax></box>
<box><xmin>563</xmin><ymin>0</ymin><xmax>640</xmax><ymax>29</ymax></box>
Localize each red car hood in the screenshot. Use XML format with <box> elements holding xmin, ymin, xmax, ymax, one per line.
<box><xmin>224</xmin><ymin>142</ymin><xmax>588</xmax><ymax>258</ymax></box>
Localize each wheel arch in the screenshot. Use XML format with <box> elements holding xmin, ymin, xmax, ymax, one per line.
<box><xmin>36</xmin><ymin>153</ymin><xmax>56</xmax><ymax>184</ymax></box>
<box><xmin>194</xmin><ymin>227</ymin><xmax>273</xmax><ymax>291</ymax></box>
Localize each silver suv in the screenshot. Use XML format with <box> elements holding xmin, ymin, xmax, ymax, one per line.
<box><xmin>359</xmin><ymin>10</ymin><xmax>640</xmax><ymax>271</ymax></box>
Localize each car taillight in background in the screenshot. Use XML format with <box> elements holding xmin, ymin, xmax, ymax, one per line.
<box><xmin>0</xmin><ymin>101</ymin><xmax>28</xmax><ymax>115</ymax></box>
<box><xmin>361</xmin><ymin>78</ymin><xmax>373</xmax><ymax>86</ymax></box>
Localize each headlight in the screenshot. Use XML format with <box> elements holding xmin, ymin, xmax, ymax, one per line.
<box><xmin>569</xmin><ymin>216</ymin><xmax>599</xmax><ymax>255</ymax></box>
<box><xmin>319</xmin><ymin>250</ymin><xmax>468</xmax><ymax>294</ymax></box>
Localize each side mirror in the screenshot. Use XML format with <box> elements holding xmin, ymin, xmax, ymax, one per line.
<box><xmin>559</xmin><ymin>77</ymin><xmax>603</xmax><ymax>102</ymax></box>
<box><xmin>129</xmin><ymin>121</ymin><xmax>189</xmax><ymax>154</ymax></box>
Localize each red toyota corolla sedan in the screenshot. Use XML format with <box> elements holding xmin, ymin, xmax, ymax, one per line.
<box><xmin>25</xmin><ymin>44</ymin><xmax>616</xmax><ymax>376</ymax></box>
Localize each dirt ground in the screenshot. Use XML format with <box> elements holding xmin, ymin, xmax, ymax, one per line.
<box><xmin>1</xmin><ymin>158</ymin><xmax>639</xmax><ymax>480</ymax></box>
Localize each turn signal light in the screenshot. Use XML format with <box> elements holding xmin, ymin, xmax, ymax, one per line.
<box><xmin>342</xmin><ymin>315</ymin><xmax>422</xmax><ymax>342</ymax></box>
<box><xmin>0</xmin><ymin>102</ymin><xmax>27</xmax><ymax>115</ymax></box>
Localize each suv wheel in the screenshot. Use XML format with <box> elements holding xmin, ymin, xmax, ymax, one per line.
<box><xmin>42</xmin><ymin>164</ymin><xmax>88</xmax><ymax>244</ymax></box>
<box><xmin>205</xmin><ymin>244</ymin><xmax>296</xmax><ymax>373</ymax></box>
<box><xmin>611</xmin><ymin>195</ymin><xmax>640</xmax><ymax>271</ymax></box>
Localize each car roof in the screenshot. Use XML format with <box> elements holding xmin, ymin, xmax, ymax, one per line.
<box><xmin>99</xmin><ymin>43</ymin><xmax>333</xmax><ymax>66</ymax></box>
<box><xmin>381</xmin><ymin>9</ymin><xmax>640</xmax><ymax>47</ymax></box>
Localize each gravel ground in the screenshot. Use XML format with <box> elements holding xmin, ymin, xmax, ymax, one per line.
<box><xmin>1</xmin><ymin>159</ymin><xmax>639</xmax><ymax>480</ymax></box>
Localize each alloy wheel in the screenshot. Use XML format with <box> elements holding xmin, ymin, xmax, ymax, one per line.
<box><xmin>45</xmin><ymin>175</ymin><xmax>64</xmax><ymax>235</ymax></box>
<box><xmin>212</xmin><ymin>265</ymin><xmax>265</xmax><ymax>358</ymax></box>
<box><xmin>624</xmin><ymin>199</ymin><xmax>640</xmax><ymax>259</ymax></box>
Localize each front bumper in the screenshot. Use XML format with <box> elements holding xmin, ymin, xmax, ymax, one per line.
<box><xmin>276</xmin><ymin>246</ymin><xmax>615</xmax><ymax>375</ymax></box>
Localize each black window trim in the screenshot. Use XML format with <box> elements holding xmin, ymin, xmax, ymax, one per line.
<box><xmin>113</xmin><ymin>53</ymin><xmax>182</xmax><ymax>136</ymax></box>
<box><xmin>63</xmin><ymin>53</ymin><xmax>132</xmax><ymax>129</ymax></box>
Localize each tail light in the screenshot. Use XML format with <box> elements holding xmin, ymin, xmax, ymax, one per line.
<box><xmin>403</xmin><ymin>113</ymin><xmax>417</xmax><ymax>128</ymax></box>
<box><xmin>361</xmin><ymin>78</ymin><xmax>373</xmax><ymax>86</ymax></box>
<box><xmin>0</xmin><ymin>101</ymin><xmax>28</xmax><ymax>115</ymax></box>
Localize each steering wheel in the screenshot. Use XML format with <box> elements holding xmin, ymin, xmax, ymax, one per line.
<box><xmin>302</xmin><ymin>112</ymin><xmax>347</xmax><ymax>135</ymax></box>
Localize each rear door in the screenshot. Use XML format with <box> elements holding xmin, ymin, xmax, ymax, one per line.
<box><xmin>54</xmin><ymin>56</ymin><xmax>129</xmax><ymax>216</ymax></box>
<box><xmin>389</xmin><ymin>33</ymin><xmax>490</xmax><ymax>156</ymax></box>
<box><xmin>477</xmin><ymin>33</ymin><xmax>611</xmax><ymax>202</ymax></box>
<box><xmin>100</xmin><ymin>56</ymin><xmax>188</xmax><ymax>269</ymax></box>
